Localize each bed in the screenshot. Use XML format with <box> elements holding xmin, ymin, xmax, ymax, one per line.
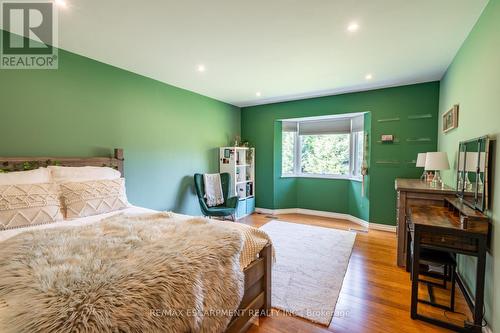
<box><xmin>0</xmin><ymin>149</ymin><xmax>272</xmax><ymax>333</ymax></box>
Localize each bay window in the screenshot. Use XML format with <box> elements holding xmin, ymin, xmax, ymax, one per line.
<box><xmin>281</xmin><ymin>114</ymin><xmax>364</xmax><ymax>179</ymax></box>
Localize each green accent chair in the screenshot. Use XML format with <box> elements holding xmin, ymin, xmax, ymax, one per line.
<box><xmin>194</xmin><ymin>173</ymin><xmax>239</xmax><ymax>220</ymax></box>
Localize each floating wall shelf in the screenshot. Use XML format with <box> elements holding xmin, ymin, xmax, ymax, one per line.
<box><xmin>376</xmin><ymin>139</ymin><xmax>401</xmax><ymax>144</ymax></box>
<box><xmin>377</xmin><ymin>117</ymin><xmax>400</xmax><ymax>123</ymax></box>
<box><xmin>408</xmin><ymin>113</ymin><xmax>433</xmax><ymax>120</ymax></box>
<box><xmin>375</xmin><ymin>160</ymin><xmax>401</xmax><ymax>165</ymax></box>
<box><xmin>406</xmin><ymin>137</ymin><xmax>432</xmax><ymax>143</ymax></box>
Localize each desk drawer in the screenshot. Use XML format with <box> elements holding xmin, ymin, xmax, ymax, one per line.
<box><xmin>420</xmin><ymin>231</ymin><xmax>478</xmax><ymax>252</ymax></box>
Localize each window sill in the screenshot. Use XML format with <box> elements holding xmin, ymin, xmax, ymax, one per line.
<box><xmin>281</xmin><ymin>174</ymin><xmax>363</xmax><ymax>181</ymax></box>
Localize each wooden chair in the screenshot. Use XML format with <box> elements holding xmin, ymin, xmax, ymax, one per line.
<box><xmin>409</xmin><ymin>242</ymin><xmax>457</xmax><ymax>312</ymax></box>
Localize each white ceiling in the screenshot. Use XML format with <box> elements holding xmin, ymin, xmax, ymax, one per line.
<box><xmin>54</xmin><ymin>0</ymin><xmax>487</xmax><ymax>107</ymax></box>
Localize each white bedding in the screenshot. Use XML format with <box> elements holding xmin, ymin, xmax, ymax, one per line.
<box><xmin>0</xmin><ymin>206</ymin><xmax>272</xmax><ymax>270</ymax></box>
<box><xmin>0</xmin><ymin>206</ymin><xmax>158</xmax><ymax>243</ymax></box>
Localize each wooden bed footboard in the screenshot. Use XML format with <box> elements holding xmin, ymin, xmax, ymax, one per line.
<box><xmin>225</xmin><ymin>243</ymin><xmax>272</xmax><ymax>333</ymax></box>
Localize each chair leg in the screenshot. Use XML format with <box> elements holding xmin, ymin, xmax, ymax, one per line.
<box><xmin>450</xmin><ymin>265</ymin><xmax>456</xmax><ymax>312</ymax></box>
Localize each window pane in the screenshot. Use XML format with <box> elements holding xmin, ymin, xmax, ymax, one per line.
<box><xmin>300</xmin><ymin>134</ymin><xmax>350</xmax><ymax>175</ymax></box>
<box><xmin>353</xmin><ymin>131</ymin><xmax>364</xmax><ymax>176</ymax></box>
<box><xmin>282</xmin><ymin>131</ymin><xmax>295</xmax><ymax>174</ymax></box>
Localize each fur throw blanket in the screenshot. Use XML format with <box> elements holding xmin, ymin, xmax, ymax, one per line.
<box><xmin>0</xmin><ymin>213</ymin><xmax>245</xmax><ymax>333</ymax></box>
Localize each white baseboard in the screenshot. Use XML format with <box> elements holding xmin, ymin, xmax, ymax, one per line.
<box><xmin>255</xmin><ymin>207</ymin><xmax>396</xmax><ymax>233</ymax></box>
<box><xmin>369</xmin><ymin>222</ymin><xmax>398</xmax><ymax>232</ymax></box>
<box><xmin>483</xmin><ymin>325</ymin><xmax>493</xmax><ymax>333</ymax></box>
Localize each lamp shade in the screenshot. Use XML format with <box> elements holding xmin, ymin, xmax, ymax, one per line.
<box><xmin>458</xmin><ymin>152</ymin><xmax>465</xmax><ymax>171</ymax></box>
<box><xmin>479</xmin><ymin>152</ymin><xmax>486</xmax><ymax>172</ymax></box>
<box><xmin>425</xmin><ymin>152</ymin><xmax>450</xmax><ymax>171</ymax></box>
<box><xmin>465</xmin><ymin>152</ymin><xmax>479</xmax><ymax>172</ymax></box>
<box><xmin>416</xmin><ymin>153</ymin><xmax>427</xmax><ymax>167</ymax></box>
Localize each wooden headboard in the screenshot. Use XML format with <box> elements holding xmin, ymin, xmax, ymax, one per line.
<box><xmin>0</xmin><ymin>148</ymin><xmax>124</xmax><ymax>176</ymax></box>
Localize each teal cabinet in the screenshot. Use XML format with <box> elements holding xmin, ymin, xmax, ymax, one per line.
<box><xmin>234</xmin><ymin>197</ymin><xmax>255</xmax><ymax>219</ymax></box>
<box><xmin>246</xmin><ymin>197</ymin><xmax>255</xmax><ymax>215</ymax></box>
<box><xmin>236</xmin><ymin>199</ymin><xmax>247</xmax><ymax>218</ymax></box>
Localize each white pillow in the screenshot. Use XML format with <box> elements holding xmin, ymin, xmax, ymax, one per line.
<box><xmin>0</xmin><ymin>168</ymin><xmax>51</xmax><ymax>185</ymax></box>
<box><xmin>48</xmin><ymin>166</ymin><xmax>121</xmax><ymax>183</ymax></box>
<box><xmin>59</xmin><ymin>178</ymin><xmax>128</xmax><ymax>219</ymax></box>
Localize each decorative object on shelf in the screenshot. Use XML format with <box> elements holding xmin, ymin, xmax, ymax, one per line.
<box><xmin>425</xmin><ymin>152</ymin><xmax>450</xmax><ymax>189</ymax></box>
<box><xmin>246</xmin><ymin>146</ymin><xmax>254</xmax><ymax>162</ymax></box>
<box><xmin>381</xmin><ymin>134</ymin><xmax>394</xmax><ymax>143</ymax></box>
<box><xmin>233</xmin><ymin>135</ymin><xmax>241</xmax><ymax>147</ymax></box>
<box><xmin>239</xmin><ymin>140</ymin><xmax>254</xmax><ymax>161</ymax></box>
<box><xmin>442</xmin><ymin>104</ymin><xmax>459</xmax><ymax>133</ymax></box>
<box><xmin>416</xmin><ymin>153</ymin><xmax>427</xmax><ymax>182</ymax></box>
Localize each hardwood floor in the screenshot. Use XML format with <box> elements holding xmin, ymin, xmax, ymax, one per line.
<box><xmin>240</xmin><ymin>213</ymin><xmax>472</xmax><ymax>333</ymax></box>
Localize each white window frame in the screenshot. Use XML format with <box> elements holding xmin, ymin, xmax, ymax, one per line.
<box><xmin>350</xmin><ymin>131</ymin><xmax>363</xmax><ymax>181</ymax></box>
<box><xmin>281</xmin><ymin>130</ymin><xmax>299</xmax><ymax>177</ymax></box>
<box><xmin>281</xmin><ymin>118</ymin><xmax>364</xmax><ymax>181</ymax></box>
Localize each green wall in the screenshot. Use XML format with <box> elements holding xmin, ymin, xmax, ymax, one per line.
<box><xmin>242</xmin><ymin>82</ymin><xmax>440</xmax><ymax>225</ymax></box>
<box><xmin>437</xmin><ymin>0</ymin><xmax>498</xmax><ymax>328</ymax></box>
<box><xmin>0</xmin><ymin>45</ymin><xmax>240</xmax><ymax>215</ymax></box>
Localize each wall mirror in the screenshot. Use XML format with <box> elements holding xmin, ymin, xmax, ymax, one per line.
<box><xmin>456</xmin><ymin>136</ymin><xmax>490</xmax><ymax>211</ymax></box>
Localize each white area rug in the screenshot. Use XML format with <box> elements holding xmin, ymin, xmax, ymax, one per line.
<box><xmin>260</xmin><ymin>220</ymin><xmax>356</xmax><ymax>325</ymax></box>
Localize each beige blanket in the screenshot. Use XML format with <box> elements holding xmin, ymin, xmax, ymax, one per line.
<box><xmin>169</xmin><ymin>212</ymin><xmax>273</xmax><ymax>269</ymax></box>
<box><xmin>0</xmin><ymin>212</ymin><xmax>268</xmax><ymax>333</ymax></box>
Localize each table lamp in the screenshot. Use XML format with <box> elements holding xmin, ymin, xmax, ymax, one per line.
<box><xmin>416</xmin><ymin>153</ymin><xmax>427</xmax><ymax>181</ymax></box>
<box><xmin>425</xmin><ymin>152</ymin><xmax>450</xmax><ymax>188</ymax></box>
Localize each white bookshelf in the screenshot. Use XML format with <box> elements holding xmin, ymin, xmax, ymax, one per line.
<box><xmin>219</xmin><ymin>147</ymin><xmax>255</xmax><ymax>219</ymax></box>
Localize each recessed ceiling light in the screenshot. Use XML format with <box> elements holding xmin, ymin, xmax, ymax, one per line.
<box><xmin>347</xmin><ymin>22</ymin><xmax>359</xmax><ymax>32</ymax></box>
<box><xmin>365</xmin><ymin>73</ymin><xmax>373</xmax><ymax>80</ymax></box>
<box><xmin>256</xmin><ymin>92</ymin><xmax>261</xmax><ymax>97</ymax></box>
<box><xmin>197</xmin><ymin>64</ymin><xmax>205</xmax><ymax>72</ymax></box>
<box><xmin>54</xmin><ymin>0</ymin><xmax>67</xmax><ymax>8</ymax></box>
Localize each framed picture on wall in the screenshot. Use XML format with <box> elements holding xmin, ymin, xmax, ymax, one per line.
<box><xmin>443</xmin><ymin>104</ymin><xmax>459</xmax><ymax>133</ymax></box>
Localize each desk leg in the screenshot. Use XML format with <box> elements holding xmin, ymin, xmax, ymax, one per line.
<box><xmin>406</xmin><ymin>227</ymin><xmax>411</xmax><ymax>273</ymax></box>
<box><xmin>473</xmin><ymin>240</ymin><xmax>487</xmax><ymax>327</ymax></box>
<box><xmin>410</xmin><ymin>228</ymin><xmax>420</xmax><ymax>319</ymax></box>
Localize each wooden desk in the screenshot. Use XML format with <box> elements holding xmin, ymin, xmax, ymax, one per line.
<box><xmin>407</xmin><ymin>199</ymin><xmax>490</xmax><ymax>333</ymax></box>
<box><xmin>395</xmin><ymin>179</ymin><xmax>455</xmax><ymax>267</ymax></box>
